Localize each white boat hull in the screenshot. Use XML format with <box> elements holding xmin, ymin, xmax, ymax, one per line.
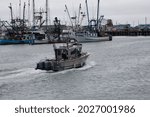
<box><xmin>75</xmin><ymin>36</ymin><xmax>111</xmax><ymax>42</ymax></box>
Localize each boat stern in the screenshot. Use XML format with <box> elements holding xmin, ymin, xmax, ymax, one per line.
<box><xmin>36</xmin><ymin>60</ymin><xmax>53</xmax><ymax>70</ymax></box>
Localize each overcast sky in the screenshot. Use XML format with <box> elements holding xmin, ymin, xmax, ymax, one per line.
<box><xmin>0</xmin><ymin>0</ymin><xmax>149</xmax><ymax>26</ymax></box>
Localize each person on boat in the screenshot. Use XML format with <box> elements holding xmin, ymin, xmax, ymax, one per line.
<box><xmin>62</xmin><ymin>50</ymin><xmax>68</xmax><ymax>60</ymax></box>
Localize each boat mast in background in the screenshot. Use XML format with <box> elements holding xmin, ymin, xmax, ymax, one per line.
<box><xmin>85</xmin><ymin>0</ymin><xmax>90</xmax><ymax>25</ymax></box>
<box><xmin>23</xmin><ymin>2</ymin><xmax>26</xmax><ymax>30</ymax></box>
<box><xmin>65</xmin><ymin>4</ymin><xmax>73</xmax><ymax>27</ymax></box>
<box><xmin>8</xmin><ymin>3</ymin><xmax>14</xmax><ymax>26</ymax></box>
<box><xmin>46</xmin><ymin>0</ymin><xmax>48</xmax><ymax>29</ymax></box>
<box><xmin>32</xmin><ymin>0</ymin><xmax>35</xmax><ymax>28</ymax></box>
<box><xmin>32</xmin><ymin>0</ymin><xmax>49</xmax><ymax>29</ymax></box>
<box><xmin>19</xmin><ymin>0</ymin><xmax>21</xmax><ymax>19</ymax></box>
<box><xmin>77</xmin><ymin>3</ymin><xmax>81</xmax><ymax>26</ymax></box>
<box><xmin>97</xmin><ymin>0</ymin><xmax>100</xmax><ymax>29</ymax></box>
<box><xmin>28</xmin><ymin>0</ymin><xmax>31</xmax><ymax>26</ymax></box>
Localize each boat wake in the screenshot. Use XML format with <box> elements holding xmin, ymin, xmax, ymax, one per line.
<box><xmin>0</xmin><ymin>68</ymin><xmax>44</xmax><ymax>81</ymax></box>
<box><xmin>77</xmin><ymin>61</ymin><xmax>96</xmax><ymax>71</ymax></box>
<box><xmin>0</xmin><ymin>61</ymin><xmax>96</xmax><ymax>81</ymax></box>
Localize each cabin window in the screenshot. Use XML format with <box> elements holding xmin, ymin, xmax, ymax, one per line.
<box><xmin>57</xmin><ymin>50</ymin><xmax>62</xmax><ymax>55</ymax></box>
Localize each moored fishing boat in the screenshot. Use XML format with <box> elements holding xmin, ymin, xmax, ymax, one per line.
<box><xmin>61</xmin><ymin>29</ymin><xmax>112</xmax><ymax>43</ymax></box>
<box><xmin>0</xmin><ymin>37</ymin><xmax>33</xmax><ymax>45</ymax></box>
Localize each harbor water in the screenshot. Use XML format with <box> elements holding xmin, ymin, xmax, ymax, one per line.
<box><xmin>0</xmin><ymin>36</ymin><xmax>150</xmax><ymax>100</ymax></box>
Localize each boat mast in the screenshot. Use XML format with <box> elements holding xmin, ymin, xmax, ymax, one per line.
<box><xmin>45</xmin><ymin>0</ymin><xmax>48</xmax><ymax>30</ymax></box>
<box><xmin>97</xmin><ymin>0</ymin><xmax>100</xmax><ymax>29</ymax></box>
<box><xmin>28</xmin><ymin>0</ymin><xmax>30</xmax><ymax>26</ymax></box>
<box><xmin>77</xmin><ymin>3</ymin><xmax>81</xmax><ymax>26</ymax></box>
<box><xmin>8</xmin><ymin>3</ymin><xmax>14</xmax><ymax>26</ymax></box>
<box><xmin>85</xmin><ymin>0</ymin><xmax>90</xmax><ymax>25</ymax></box>
<box><xmin>23</xmin><ymin>2</ymin><xmax>26</xmax><ymax>31</ymax></box>
<box><xmin>80</xmin><ymin>13</ymin><xmax>86</xmax><ymax>26</ymax></box>
<box><xmin>32</xmin><ymin>0</ymin><xmax>35</xmax><ymax>28</ymax></box>
<box><xmin>65</xmin><ymin>4</ymin><xmax>73</xmax><ymax>27</ymax></box>
<box><xmin>19</xmin><ymin>0</ymin><xmax>21</xmax><ymax>19</ymax></box>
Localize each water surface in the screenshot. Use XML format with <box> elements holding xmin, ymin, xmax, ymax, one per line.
<box><xmin>0</xmin><ymin>36</ymin><xmax>150</xmax><ymax>99</ymax></box>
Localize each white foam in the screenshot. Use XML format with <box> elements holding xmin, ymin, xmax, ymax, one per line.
<box><xmin>77</xmin><ymin>61</ymin><xmax>96</xmax><ymax>70</ymax></box>
<box><xmin>0</xmin><ymin>61</ymin><xmax>96</xmax><ymax>81</ymax></box>
<box><xmin>0</xmin><ymin>68</ymin><xmax>43</xmax><ymax>80</ymax></box>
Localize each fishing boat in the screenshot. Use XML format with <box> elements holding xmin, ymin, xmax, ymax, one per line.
<box><xmin>0</xmin><ymin>33</ymin><xmax>34</xmax><ymax>45</ymax></box>
<box><xmin>63</xmin><ymin>0</ymin><xmax>112</xmax><ymax>43</ymax></box>
<box><xmin>0</xmin><ymin>39</ymin><xmax>32</xmax><ymax>45</ymax></box>
<box><xmin>61</xmin><ymin>29</ymin><xmax>112</xmax><ymax>43</ymax></box>
<box><xmin>0</xmin><ymin>3</ymin><xmax>33</xmax><ymax>45</ymax></box>
<box><xmin>36</xmin><ymin>39</ymin><xmax>89</xmax><ymax>71</ymax></box>
<box><xmin>74</xmin><ymin>32</ymin><xmax>112</xmax><ymax>42</ymax></box>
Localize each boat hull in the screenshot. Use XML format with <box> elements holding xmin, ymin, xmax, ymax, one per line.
<box><xmin>62</xmin><ymin>30</ymin><xmax>112</xmax><ymax>43</ymax></box>
<box><xmin>75</xmin><ymin>35</ymin><xmax>112</xmax><ymax>43</ymax></box>
<box><xmin>36</xmin><ymin>53</ymin><xmax>89</xmax><ymax>71</ymax></box>
<box><xmin>0</xmin><ymin>39</ymin><xmax>33</xmax><ymax>45</ymax></box>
